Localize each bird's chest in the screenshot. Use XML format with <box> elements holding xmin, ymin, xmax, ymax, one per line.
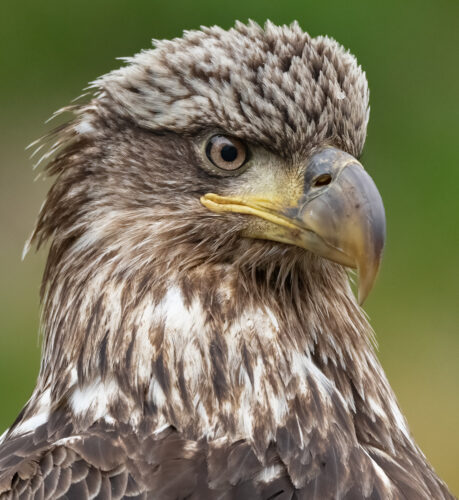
<box><xmin>142</xmin><ymin>284</ymin><xmax>346</xmax><ymax>456</ymax></box>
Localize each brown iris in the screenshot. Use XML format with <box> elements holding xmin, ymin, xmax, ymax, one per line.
<box><xmin>205</xmin><ymin>135</ymin><xmax>247</xmax><ymax>171</ymax></box>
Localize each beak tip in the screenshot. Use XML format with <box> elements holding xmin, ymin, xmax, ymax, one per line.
<box><xmin>356</xmin><ymin>258</ymin><xmax>382</xmax><ymax>305</ymax></box>
<box><xmin>357</xmin><ymin>289</ymin><xmax>367</xmax><ymax>306</ymax></box>
<box><xmin>357</xmin><ymin>282</ymin><xmax>368</xmax><ymax>305</ymax></box>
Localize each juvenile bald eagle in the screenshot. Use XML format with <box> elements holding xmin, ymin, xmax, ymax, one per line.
<box><xmin>0</xmin><ymin>21</ymin><xmax>453</xmax><ymax>499</ymax></box>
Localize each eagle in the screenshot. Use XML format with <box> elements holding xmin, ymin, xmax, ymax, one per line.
<box><xmin>0</xmin><ymin>21</ymin><xmax>453</xmax><ymax>500</ymax></box>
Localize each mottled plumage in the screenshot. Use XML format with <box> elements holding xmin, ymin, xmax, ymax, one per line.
<box><xmin>0</xmin><ymin>21</ymin><xmax>453</xmax><ymax>499</ymax></box>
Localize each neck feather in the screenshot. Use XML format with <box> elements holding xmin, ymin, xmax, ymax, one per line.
<box><xmin>20</xmin><ymin>248</ymin><xmax>414</xmax><ymax>460</ymax></box>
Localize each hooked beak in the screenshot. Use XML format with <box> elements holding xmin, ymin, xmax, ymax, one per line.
<box><xmin>201</xmin><ymin>147</ymin><xmax>386</xmax><ymax>304</ymax></box>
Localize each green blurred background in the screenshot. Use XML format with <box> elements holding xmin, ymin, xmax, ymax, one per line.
<box><xmin>1</xmin><ymin>0</ymin><xmax>458</xmax><ymax>493</ymax></box>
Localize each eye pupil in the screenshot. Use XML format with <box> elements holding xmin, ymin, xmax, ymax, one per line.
<box><xmin>205</xmin><ymin>135</ymin><xmax>248</xmax><ymax>172</ymax></box>
<box><xmin>220</xmin><ymin>145</ymin><xmax>238</xmax><ymax>162</ymax></box>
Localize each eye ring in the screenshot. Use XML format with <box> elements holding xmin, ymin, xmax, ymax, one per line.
<box><xmin>205</xmin><ymin>135</ymin><xmax>248</xmax><ymax>171</ymax></box>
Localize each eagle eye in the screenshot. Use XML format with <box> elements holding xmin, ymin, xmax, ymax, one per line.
<box><xmin>205</xmin><ymin>135</ymin><xmax>247</xmax><ymax>171</ymax></box>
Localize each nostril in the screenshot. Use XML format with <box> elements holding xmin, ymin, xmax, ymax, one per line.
<box><xmin>312</xmin><ymin>173</ymin><xmax>332</xmax><ymax>187</ymax></box>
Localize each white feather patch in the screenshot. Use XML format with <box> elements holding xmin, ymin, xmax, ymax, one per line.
<box><xmin>74</xmin><ymin>119</ymin><xmax>95</xmax><ymax>135</ymax></box>
<box><xmin>70</xmin><ymin>377</ymin><xmax>119</xmax><ymax>423</ymax></box>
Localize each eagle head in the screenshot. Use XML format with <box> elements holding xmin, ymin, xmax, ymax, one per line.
<box><xmin>33</xmin><ymin>20</ymin><xmax>383</xmax><ymax>311</ymax></box>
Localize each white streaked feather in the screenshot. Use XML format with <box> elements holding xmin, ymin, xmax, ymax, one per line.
<box><xmin>257</xmin><ymin>464</ymin><xmax>284</xmax><ymax>483</ymax></box>
<box><xmin>10</xmin><ymin>412</ymin><xmax>49</xmax><ymax>437</ymax></box>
